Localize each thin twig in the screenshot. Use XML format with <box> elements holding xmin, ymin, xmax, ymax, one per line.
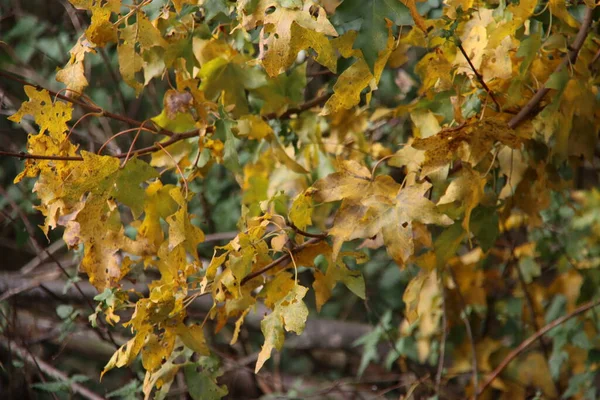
<box><xmin>477</xmin><ymin>296</ymin><xmax>600</xmax><ymax>395</ymax></box>
<box><xmin>0</xmin><ymin>150</ymin><xmax>84</xmax><ymax>161</ymax></box>
<box><xmin>515</xmin><ymin>257</ymin><xmax>561</xmax><ymax>396</ymax></box>
<box><xmin>508</xmin><ymin>7</ymin><xmax>594</xmax><ymax>129</ymax></box>
<box><xmin>0</xmin><ymin>130</ymin><xmax>202</xmax><ymax>161</ymax></box>
<box><xmin>240</xmin><ymin>237</ymin><xmax>323</xmax><ymax>285</ymax></box>
<box><xmin>589</xmin><ymin>47</ymin><xmax>600</xmax><ymax>71</ymax></box>
<box><xmin>436</xmin><ymin>276</ymin><xmax>448</xmax><ymax>394</ymax></box>
<box><xmin>0</xmin><ymin>69</ymin><xmax>174</xmax><ymax>137</ymax></box>
<box><xmin>288</xmin><ymin>221</ymin><xmax>328</xmax><ymax>239</ymax></box>
<box><xmin>0</xmin><ymin>270</ymin><xmax>62</xmax><ymax>302</ymax></box>
<box><xmin>370</xmin><ymin>154</ymin><xmax>394</xmax><ymax>179</ymax></box>
<box><xmin>0</xmin><ymin>337</ymin><xmax>107</xmax><ymax>400</ymax></box>
<box><xmin>457</xmin><ymin>43</ymin><xmax>501</xmax><ymax>111</ymax></box>
<box><xmin>203</xmin><ymin>231</ymin><xmax>238</xmax><ymax>243</ymax></box>
<box><xmin>266</xmin><ymin>92</ymin><xmax>330</xmax><ymax>120</ymax></box>
<box><xmin>98</xmin><ymin>48</ymin><xmax>127</xmax><ymax>113</ymax></box>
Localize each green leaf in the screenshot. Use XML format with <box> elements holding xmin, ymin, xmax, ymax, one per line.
<box><xmin>106</xmin><ymin>380</ymin><xmax>141</xmax><ymax>399</ymax></box>
<box><xmin>434</xmin><ymin>223</ymin><xmax>466</xmax><ymax>269</ymax></box>
<box><xmin>202</xmin><ymin>0</ymin><xmax>230</xmax><ymax>21</ymax></box>
<box><xmin>32</xmin><ymin>381</ymin><xmax>70</xmax><ymax>393</ymax></box>
<box><xmin>546</xmin><ymin>68</ymin><xmax>569</xmax><ymax>91</ymax></box>
<box><xmin>333</xmin><ymin>0</ymin><xmax>412</xmax><ymax>71</ymax></box>
<box><xmin>215</xmin><ymin>110</ymin><xmax>240</xmax><ymax>173</ymax></box>
<box><xmin>469</xmin><ymin>206</ymin><xmax>499</xmax><ymax>252</ymax></box>
<box><xmin>518</xmin><ymin>256</ymin><xmax>540</xmax><ymax>284</ymax></box>
<box><xmin>199</xmin><ymin>57</ymin><xmax>266</xmax><ymax>117</ymax></box>
<box><xmin>184</xmin><ymin>363</ymin><xmax>228</xmax><ymax>400</ymax></box>
<box><xmin>517</xmin><ymin>33</ymin><xmax>542</xmax><ymax>77</ymax></box>
<box><xmin>114</xmin><ymin>158</ymin><xmax>159</xmax><ymax>218</ymax></box>
<box><xmin>545</xmin><ymin>295</ymin><xmax>566</xmax><ymax>323</ymax></box>
<box><xmin>353</xmin><ymin>310</ymin><xmax>392</xmax><ymax>376</ymax></box>
<box><xmin>56</xmin><ymin>304</ymin><xmax>74</xmax><ymax>319</ymax></box>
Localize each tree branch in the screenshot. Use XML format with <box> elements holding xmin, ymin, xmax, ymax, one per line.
<box><xmin>265</xmin><ymin>92</ymin><xmax>330</xmax><ymax>120</ymax></box>
<box><xmin>0</xmin><ymin>273</ymin><xmax>376</xmax><ymax>352</ymax></box>
<box><xmin>0</xmin><ymin>130</ymin><xmax>202</xmax><ymax>162</ymax></box>
<box><xmin>477</xmin><ymin>296</ymin><xmax>600</xmax><ymax>395</ymax></box>
<box><xmin>0</xmin><ymin>69</ymin><xmax>175</xmax><ymax>137</ymax></box>
<box><xmin>288</xmin><ymin>221</ymin><xmax>328</xmax><ymax>239</ymax></box>
<box><xmin>0</xmin><ymin>338</ymin><xmax>107</xmax><ymax>400</ymax></box>
<box><xmin>508</xmin><ymin>7</ymin><xmax>594</xmax><ymax>129</ymax></box>
<box><xmin>240</xmin><ymin>237</ymin><xmax>324</xmax><ymax>285</ymax></box>
<box><xmin>457</xmin><ymin>43</ymin><xmax>501</xmax><ymax>111</ymax></box>
<box><xmin>515</xmin><ymin>257</ymin><xmax>561</xmax><ymax>395</ymax></box>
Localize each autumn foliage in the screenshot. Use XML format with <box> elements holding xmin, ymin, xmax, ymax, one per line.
<box><xmin>2</xmin><ymin>0</ymin><xmax>600</xmax><ymax>398</ymax></box>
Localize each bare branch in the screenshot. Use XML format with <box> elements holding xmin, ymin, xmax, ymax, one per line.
<box><xmin>477</xmin><ymin>297</ymin><xmax>600</xmax><ymax>395</ymax></box>
<box><xmin>508</xmin><ymin>8</ymin><xmax>594</xmax><ymax>129</ymax></box>
<box><xmin>457</xmin><ymin>43</ymin><xmax>501</xmax><ymax>111</ymax></box>
<box><xmin>240</xmin><ymin>237</ymin><xmax>324</xmax><ymax>285</ymax></box>
<box><xmin>0</xmin><ymin>69</ymin><xmax>175</xmax><ymax>137</ymax></box>
<box><xmin>0</xmin><ymin>337</ymin><xmax>107</xmax><ymax>400</ymax></box>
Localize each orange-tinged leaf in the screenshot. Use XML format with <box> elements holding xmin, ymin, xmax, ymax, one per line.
<box><xmin>86</xmin><ymin>2</ymin><xmax>117</xmax><ymax>47</ymax></box>
<box><xmin>403</xmin><ymin>271</ymin><xmax>428</xmax><ymax>324</ymax></box>
<box><xmin>312</xmin><ymin>254</ymin><xmax>365</xmax><ymax>312</ymax></box>
<box><xmin>399</xmin><ymin>0</ymin><xmax>427</xmax><ymax>33</ymax></box>
<box><xmin>322</xmin><ymin>30</ymin><xmax>395</xmax><ymax>114</ymax></box>
<box><xmin>270</xmin><ymin>232</ymin><xmax>288</xmax><ymax>252</ymax></box>
<box><xmin>313</xmin><ymin>159</ymin><xmax>398</xmax><ymax>203</ymax></box>
<box><xmin>166</xmin><ymin>189</ymin><xmax>205</xmax><ymax>253</ymax></box>
<box><xmin>412</xmin><ymin>119</ymin><xmax>522</xmax><ymax>176</ymax></box>
<box><xmin>262</xmin><ymin>271</ymin><xmax>296</xmax><ymax>309</ymax></box>
<box><xmin>549</xmin><ymin>0</ymin><xmax>580</xmax><ymax>29</ymax></box>
<box><xmin>237</xmin><ymin>115</ymin><xmax>273</xmax><ymax>140</ymax></box>
<box><xmin>312</xmin><ymin>270</ymin><xmax>331</xmax><ymax>313</ymax></box>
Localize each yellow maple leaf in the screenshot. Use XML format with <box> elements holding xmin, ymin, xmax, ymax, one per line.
<box><xmin>56</xmin><ymin>36</ymin><xmax>96</xmax><ymax>96</ymax></box>
<box><xmin>256</xmin><ymin>284</ymin><xmax>309</xmax><ymax>373</ymax></box>
<box><xmin>438</xmin><ymin>164</ymin><xmax>486</xmax><ymax>233</ymax></box>
<box><xmin>412</xmin><ymin>118</ymin><xmax>522</xmax><ymax>176</ymax></box>
<box><xmin>9</xmin><ymin>86</ymin><xmax>73</xmax><ymax>136</ymax></box>
<box><xmin>312</xmin><ymin>160</ymin><xmax>453</xmax><ymax>262</ymax></box>
<box><xmin>86</xmin><ymin>1</ymin><xmax>117</xmax><ymax>47</ymax></box>
<box><xmin>241</xmin><ymin>0</ymin><xmax>338</xmax><ymax>77</ymax></box>
<box><xmin>322</xmin><ymin>29</ymin><xmax>395</xmax><ymax>114</ymax></box>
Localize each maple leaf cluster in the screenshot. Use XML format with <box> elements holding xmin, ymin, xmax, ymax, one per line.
<box><xmin>3</xmin><ymin>0</ymin><xmax>600</xmax><ymax>398</ymax></box>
